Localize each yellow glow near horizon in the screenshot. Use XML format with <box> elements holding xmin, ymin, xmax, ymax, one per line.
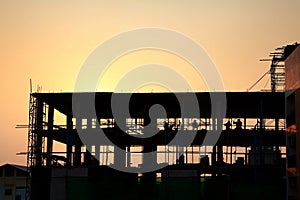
<box><xmin>97</xmin><ymin>49</ymin><xmax>208</xmax><ymax>92</ymax></box>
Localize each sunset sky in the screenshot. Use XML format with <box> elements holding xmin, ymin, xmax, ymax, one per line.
<box><xmin>0</xmin><ymin>0</ymin><xmax>300</xmax><ymax>165</ymax></box>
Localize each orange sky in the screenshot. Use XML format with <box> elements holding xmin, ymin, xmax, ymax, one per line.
<box><xmin>0</xmin><ymin>1</ymin><xmax>300</xmax><ymax>165</ymax></box>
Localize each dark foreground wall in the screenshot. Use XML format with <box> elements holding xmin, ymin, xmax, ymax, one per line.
<box><xmin>30</xmin><ymin>167</ymin><xmax>285</xmax><ymax>200</ymax></box>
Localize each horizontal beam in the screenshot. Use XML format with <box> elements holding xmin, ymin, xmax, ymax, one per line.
<box><xmin>34</xmin><ymin>128</ymin><xmax>286</xmax><ymax>147</ymax></box>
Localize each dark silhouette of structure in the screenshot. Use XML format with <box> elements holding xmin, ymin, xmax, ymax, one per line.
<box><xmin>27</xmin><ymin>91</ymin><xmax>286</xmax><ymax>200</ymax></box>
<box><xmin>25</xmin><ymin>42</ymin><xmax>300</xmax><ymax>200</ymax></box>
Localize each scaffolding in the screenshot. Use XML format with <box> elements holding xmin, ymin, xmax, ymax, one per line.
<box><xmin>269</xmin><ymin>47</ymin><xmax>286</xmax><ymax>92</ymax></box>
<box><xmin>27</xmin><ymin>93</ymin><xmax>36</xmax><ymax>169</ymax></box>
<box><xmin>26</xmin><ymin>91</ymin><xmax>287</xmax><ymax>200</ymax></box>
<box><xmin>259</xmin><ymin>43</ymin><xmax>299</xmax><ymax>92</ymax></box>
<box><xmin>255</xmin><ymin>46</ymin><xmax>286</xmax><ymax>92</ymax></box>
<box><xmin>248</xmin><ymin>43</ymin><xmax>299</xmax><ymax>92</ymax></box>
<box><xmin>26</xmin><ymin>84</ymin><xmax>47</xmax><ymax>200</ymax></box>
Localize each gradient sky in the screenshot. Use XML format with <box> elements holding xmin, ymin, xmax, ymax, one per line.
<box><xmin>1</xmin><ymin>0</ymin><xmax>300</xmax><ymax>165</ymax></box>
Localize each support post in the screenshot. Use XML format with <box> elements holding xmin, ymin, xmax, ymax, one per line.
<box><xmin>74</xmin><ymin>143</ymin><xmax>81</xmax><ymax>166</ymax></box>
<box><xmin>36</xmin><ymin>100</ymin><xmax>44</xmax><ymax>166</ymax></box>
<box><xmin>212</xmin><ymin>146</ymin><xmax>217</xmax><ymax>177</ymax></box>
<box><xmin>143</xmin><ymin>145</ymin><xmax>157</xmax><ymax>169</ymax></box>
<box><xmin>275</xmin><ymin>118</ymin><xmax>279</xmax><ymax>131</ymax></box>
<box><xmin>94</xmin><ymin>145</ymin><xmax>100</xmax><ymax>163</ymax></box>
<box><xmin>46</xmin><ymin>105</ymin><xmax>54</xmax><ymax>167</ymax></box>
<box><xmin>245</xmin><ymin>147</ymin><xmax>248</xmax><ymax>165</ymax></box>
<box><xmin>126</xmin><ymin>146</ymin><xmax>131</xmax><ymax>168</ymax></box>
<box><xmin>217</xmin><ymin>145</ymin><xmax>223</xmax><ymax>163</ymax></box>
<box><xmin>114</xmin><ymin>145</ymin><xmax>126</xmax><ymax>168</ymax></box>
<box><xmin>66</xmin><ymin>115</ymin><xmax>73</xmax><ymax>167</ymax></box>
<box><xmin>74</xmin><ymin>117</ymin><xmax>82</xmax><ymax>166</ymax></box>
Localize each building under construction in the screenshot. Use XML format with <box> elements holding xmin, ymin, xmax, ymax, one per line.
<box><xmin>25</xmin><ymin>43</ymin><xmax>300</xmax><ymax>200</ymax></box>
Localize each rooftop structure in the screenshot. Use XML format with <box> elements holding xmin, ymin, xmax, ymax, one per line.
<box><xmin>0</xmin><ymin>164</ymin><xmax>28</xmax><ymax>200</ymax></box>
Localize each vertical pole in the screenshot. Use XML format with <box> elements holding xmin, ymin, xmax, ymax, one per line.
<box><xmin>106</xmin><ymin>146</ymin><xmax>109</xmax><ymax>165</ymax></box>
<box><xmin>185</xmin><ymin>147</ymin><xmax>188</xmax><ymax>164</ymax></box>
<box><xmin>94</xmin><ymin>145</ymin><xmax>100</xmax><ymax>164</ymax></box>
<box><xmin>192</xmin><ymin>146</ymin><xmax>194</xmax><ymax>164</ymax></box>
<box><xmin>230</xmin><ymin>145</ymin><xmax>233</xmax><ymax>165</ymax></box>
<box><xmin>36</xmin><ymin>100</ymin><xmax>43</xmax><ymax>166</ymax></box>
<box><xmin>143</xmin><ymin>145</ymin><xmax>157</xmax><ymax>167</ymax></box>
<box><xmin>46</xmin><ymin>105</ymin><xmax>54</xmax><ymax>167</ymax></box>
<box><xmin>245</xmin><ymin>147</ymin><xmax>248</xmax><ymax>165</ymax></box>
<box><xmin>212</xmin><ymin>146</ymin><xmax>216</xmax><ymax>177</ymax></box>
<box><xmin>74</xmin><ymin>117</ymin><xmax>81</xmax><ymax>166</ymax></box>
<box><xmin>216</xmin><ymin>117</ymin><xmax>223</xmax><ymax>165</ymax></box>
<box><xmin>66</xmin><ymin>115</ymin><xmax>73</xmax><ymax>167</ymax></box>
<box><xmin>74</xmin><ymin>144</ymin><xmax>81</xmax><ymax>166</ymax></box>
<box><xmin>275</xmin><ymin>117</ymin><xmax>280</xmax><ymax>161</ymax></box>
<box><xmin>114</xmin><ymin>145</ymin><xmax>126</xmax><ymax>168</ymax></box>
<box><xmin>217</xmin><ymin>145</ymin><xmax>223</xmax><ymax>163</ymax></box>
<box><xmin>259</xmin><ymin>99</ymin><xmax>264</xmax><ymax>165</ymax></box>
<box><xmin>167</xmin><ymin>146</ymin><xmax>169</xmax><ymax>164</ymax></box>
<box><xmin>127</xmin><ymin>146</ymin><xmax>131</xmax><ymax>168</ymax></box>
<box><xmin>275</xmin><ymin>118</ymin><xmax>279</xmax><ymax>131</ymax></box>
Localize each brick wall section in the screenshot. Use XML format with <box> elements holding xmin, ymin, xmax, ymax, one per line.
<box><xmin>285</xmin><ymin>46</ymin><xmax>300</xmax><ymax>90</ymax></box>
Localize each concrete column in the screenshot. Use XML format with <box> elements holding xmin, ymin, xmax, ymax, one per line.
<box><xmin>73</xmin><ymin>117</ymin><xmax>82</xmax><ymax>166</ymax></box>
<box><xmin>74</xmin><ymin>144</ymin><xmax>82</xmax><ymax>166</ymax></box>
<box><xmin>211</xmin><ymin>117</ymin><xmax>217</xmax><ymax>177</ymax></box>
<box><xmin>230</xmin><ymin>146</ymin><xmax>233</xmax><ymax>164</ymax></box>
<box><xmin>275</xmin><ymin>118</ymin><xmax>279</xmax><ymax>131</ymax></box>
<box><xmin>94</xmin><ymin>145</ymin><xmax>100</xmax><ymax>162</ymax></box>
<box><xmin>46</xmin><ymin>105</ymin><xmax>54</xmax><ymax>167</ymax></box>
<box><xmin>217</xmin><ymin>145</ymin><xmax>223</xmax><ymax>163</ymax></box>
<box><xmin>212</xmin><ymin>146</ymin><xmax>216</xmax><ymax>166</ymax></box>
<box><xmin>260</xmin><ymin>99</ymin><xmax>264</xmax><ymax>131</ymax></box>
<box><xmin>275</xmin><ymin>118</ymin><xmax>280</xmax><ymax>154</ymax></box>
<box><xmin>36</xmin><ymin>100</ymin><xmax>44</xmax><ymax>166</ymax></box>
<box><xmin>141</xmin><ymin>145</ymin><xmax>157</xmax><ymax>197</ymax></box>
<box><xmin>66</xmin><ymin>115</ymin><xmax>73</xmax><ymax>167</ymax></box>
<box><xmin>114</xmin><ymin>145</ymin><xmax>126</xmax><ymax>168</ymax></box>
<box><xmin>212</xmin><ymin>118</ymin><xmax>216</xmax><ymax>130</ymax></box>
<box><xmin>126</xmin><ymin>146</ymin><xmax>131</xmax><ymax>168</ymax></box>
<box><xmin>212</xmin><ymin>146</ymin><xmax>217</xmax><ymax>177</ymax></box>
<box><xmin>245</xmin><ymin>147</ymin><xmax>248</xmax><ymax>165</ymax></box>
<box><xmin>216</xmin><ymin>117</ymin><xmax>223</xmax><ymax>164</ymax></box>
<box><xmin>143</xmin><ymin>145</ymin><xmax>157</xmax><ymax>169</ymax></box>
<box><xmin>75</xmin><ymin>116</ymin><xmax>81</xmax><ymax>130</ymax></box>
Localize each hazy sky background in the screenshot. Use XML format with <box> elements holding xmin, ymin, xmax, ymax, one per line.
<box><xmin>0</xmin><ymin>0</ymin><xmax>300</xmax><ymax>165</ymax></box>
